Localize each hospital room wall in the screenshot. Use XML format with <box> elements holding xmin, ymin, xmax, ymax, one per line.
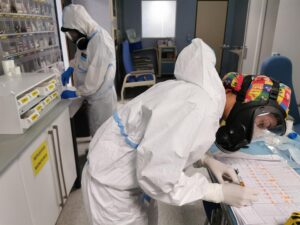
<box><xmin>122</xmin><ymin>0</ymin><xmax>197</xmax><ymax>53</ymax></box>
<box><xmin>272</xmin><ymin>0</ymin><xmax>300</xmax><ymax>105</ymax></box>
<box><xmin>73</xmin><ymin>0</ymin><xmax>112</xmax><ymax>35</ymax></box>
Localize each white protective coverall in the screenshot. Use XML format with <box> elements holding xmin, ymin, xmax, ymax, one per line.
<box><xmin>82</xmin><ymin>38</ymin><xmax>226</xmax><ymax>225</ymax></box>
<box><xmin>62</xmin><ymin>5</ymin><xmax>117</xmax><ymax>135</ymax></box>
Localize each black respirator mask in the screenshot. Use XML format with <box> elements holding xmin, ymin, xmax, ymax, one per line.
<box><xmin>62</xmin><ymin>28</ymin><xmax>89</xmax><ymax>51</ymax></box>
<box><xmin>75</xmin><ymin>36</ymin><xmax>89</xmax><ymax>50</ymax></box>
<box><xmin>215</xmin><ymin>75</ymin><xmax>287</xmax><ymax>153</ymax></box>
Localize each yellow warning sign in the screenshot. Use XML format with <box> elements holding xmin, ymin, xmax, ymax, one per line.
<box><xmin>31</xmin><ymin>141</ymin><xmax>49</xmax><ymax>176</ymax></box>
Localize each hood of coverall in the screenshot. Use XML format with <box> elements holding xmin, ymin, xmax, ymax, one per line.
<box><xmin>174</xmin><ymin>38</ymin><xmax>225</xmax><ymax>117</ymax></box>
<box><xmin>62</xmin><ymin>4</ymin><xmax>98</xmax><ymax>37</ymax></box>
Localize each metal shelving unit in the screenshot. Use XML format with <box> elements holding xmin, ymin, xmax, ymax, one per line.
<box><xmin>0</xmin><ymin>0</ymin><xmax>63</xmax><ymax>75</ymax></box>
<box><xmin>157</xmin><ymin>45</ymin><xmax>176</xmax><ymax>77</ymax></box>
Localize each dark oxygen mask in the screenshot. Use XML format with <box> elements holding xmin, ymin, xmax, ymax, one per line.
<box><xmin>215</xmin><ymin>76</ymin><xmax>286</xmax><ymax>153</ymax></box>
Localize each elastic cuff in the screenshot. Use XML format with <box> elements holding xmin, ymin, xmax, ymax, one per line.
<box><xmin>202</xmin><ymin>183</ymin><xmax>224</xmax><ymax>203</ymax></box>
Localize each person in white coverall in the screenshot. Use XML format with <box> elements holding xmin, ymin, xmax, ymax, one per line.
<box><xmin>60</xmin><ymin>4</ymin><xmax>117</xmax><ymax>136</ymax></box>
<box><xmin>81</xmin><ymin>39</ymin><xmax>259</xmax><ymax>225</ymax></box>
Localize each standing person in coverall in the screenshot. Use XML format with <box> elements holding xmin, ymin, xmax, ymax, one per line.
<box><xmin>60</xmin><ymin>4</ymin><xmax>117</xmax><ymax>136</ymax></box>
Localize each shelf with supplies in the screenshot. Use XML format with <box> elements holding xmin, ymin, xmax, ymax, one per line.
<box><xmin>0</xmin><ymin>13</ymin><xmax>52</xmax><ymax>19</ymax></box>
<box><xmin>35</xmin><ymin>61</ymin><xmax>63</xmax><ymax>75</ymax></box>
<box><xmin>0</xmin><ymin>0</ymin><xmax>62</xmax><ymax>75</ymax></box>
<box><xmin>0</xmin><ymin>30</ymin><xmax>54</xmax><ymax>38</ymax></box>
<box><xmin>3</xmin><ymin>44</ymin><xmax>59</xmax><ymax>59</ymax></box>
<box><xmin>157</xmin><ymin>45</ymin><xmax>177</xmax><ymax>77</ymax></box>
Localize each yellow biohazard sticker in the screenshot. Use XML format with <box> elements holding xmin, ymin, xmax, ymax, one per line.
<box><xmin>31</xmin><ymin>141</ymin><xmax>49</xmax><ymax>176</ymax></box>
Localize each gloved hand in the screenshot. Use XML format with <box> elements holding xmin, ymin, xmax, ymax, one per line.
<box><xmin>61</xmin><ymin>67</ymin><xmax>74</xmax><ymax>86</ymax></box>
<box><xmin>203</xmin><ymin>155</ymin><xmax>239</xmax><ymax>184</ymax></box>
<box><xmin>222</xmin><ymin>183</ymin><xmax>259</xmax><ymax>207</ymax></box>
<box><xmin>61</xmin><ymin>90</ymin><xmax>77</xmax><ymax>99</ymax></box>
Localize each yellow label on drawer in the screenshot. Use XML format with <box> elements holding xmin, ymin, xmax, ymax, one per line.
<box><xmin>51</xmin><ymin>92</ymin><xmax>58</xmax><ymax>99</ymax></box>
<box><xmin>34</xmin><ymin>104</ymin><xmax>43</xmax><ymax>113</ymax></box>
<box><xmin>31</xmin><ymin>89</ymin><xmax>40</xmax><ymax>97</ymax></box>
<box><xmin>31</xmin><ymin>141</ymin><xmax>49</xmax><ymax>176</ymax></box>
<box><xmin>47</xmin><ymin>83</ymin><xmax>55</xmax><ymax>91</ymax></box>
<box><xmin>44</xmin><ymin>96</ymin><xmax>51</xmax><ymax>104</ymax></box>
<box><xmin>19</xmin><ymin>96</ymin><xmax>30</xmax><ymax>105</ymax></box>
<box><xmin>30</xmin><ymin>113</ymin><xmax>39</xmax><ymax>122</ymax></box>
<box><xmin>49</xmin><ymin>79</ymin><xmax>57</xmax><ymax>84</ymax></box>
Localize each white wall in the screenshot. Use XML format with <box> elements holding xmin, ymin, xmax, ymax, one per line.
<box><xmin>258</xmin><ymin>0</ymin><xmax>279</xmax><ymax>68</ymax></box>
<box><xmin>272</xmin><ymin>0</ymin><xmax>300</xmax><ymax>104</ymax></box>
<box><xmin>55</xmin><ymin>0</ymin><xmax>69</xmax><ymax>69</ymax></box>
<box><xmin>73</xmin><ymin>0</ymin><xmax>112</xmax><ymax>35</ymax></box>
<box><xmin>241</xmin><ymin>0</ymin><xmax>267</xmax><ymax>74</ymax></box>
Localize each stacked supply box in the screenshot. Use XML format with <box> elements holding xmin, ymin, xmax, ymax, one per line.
<box><xmin>0</xmin><ymin>72</ymin><xmax>61</xmax><ymax>134</ymax></box>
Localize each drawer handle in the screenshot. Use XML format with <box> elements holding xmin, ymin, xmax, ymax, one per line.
<box><xmin>48</xmin><ymin>130</ymin><xmax>64</xmax><ymax>207</ymax></box>
<box><xmin>53</xmin><ymin>125</ymin><xmax>68</xmax><ymax>199</ymax></box>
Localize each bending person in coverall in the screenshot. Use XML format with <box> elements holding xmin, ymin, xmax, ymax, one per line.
<box><xmin>60</xmin><ymin>4</ymin><xmax>117</xmax><ymax>135</ymax></box>
<box><xmin>82</xmin><ymin>38</ymin><xmax>291</xmax><ymax>225</ymax></box>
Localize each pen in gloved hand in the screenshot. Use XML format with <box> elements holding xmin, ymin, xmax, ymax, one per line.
<box><xmin>234</xmin><ymin>168</ymin><xmax>245</xmax><ymax>187</ymax></box>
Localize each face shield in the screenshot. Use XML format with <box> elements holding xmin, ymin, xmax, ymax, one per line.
<box><xmin>254</xmin><ymin>111</ymin><xmax>285</xmax><ymax>136</ymax></box>
<box><xmin>252</xmin><ymin>113</ymin><xmax>282</xmax><ymax>140</ymax></box>
<box><xmin>215</xmin><ymin>76</ymin><xmax>287</xmax><ymax>153</ymax></box>
<box><xmin>215</xmin><ymin>104</ymin><xmax>286</xmax><ymax>153</ymax></box>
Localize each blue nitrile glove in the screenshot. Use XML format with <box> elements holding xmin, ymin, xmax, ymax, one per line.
<box><xmin>61</xmin><ymin>67</ymin><xmax>74</xmax><ymax>86</ymax></box>
<box><xmin>61</xmin><ymin>90</ymin><xmax>77</xmax><ymax>99</ymax></box>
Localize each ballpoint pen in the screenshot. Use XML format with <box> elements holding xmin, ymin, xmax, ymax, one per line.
<box><xmin>234</xmin><ymin>168</ymin><xmax>245</xmax><ymax>187</ymax></box>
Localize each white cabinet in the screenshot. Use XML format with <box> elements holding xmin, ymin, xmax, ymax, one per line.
<box><xmin>0</xmin><ymin>163</ymin><xmax>33</xmax><ymax>225</ymax></box>
<box><xmin>50</xmin><ymin>108</ymin><xmax>77</xmax><ymax>202</ymax></box>
<box><xmin>17</xmin><ymin>107</ymin><xmax>76</xmax><ymax>225</ymax></box>
<box><xmin>19</xmin><ymin>131</ymin><xmax>61</xmax><ymax>225</ymax></box>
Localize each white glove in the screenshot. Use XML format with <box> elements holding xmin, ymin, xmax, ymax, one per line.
<box><xmin>203</xmin><ymin>155</ymin><xmax>239</xmax><ymax>184</ymax></box>
<box><xmin>222</xmin><ymin>183</ymin><xmax>259</xmax><ymax>207</ymax></box>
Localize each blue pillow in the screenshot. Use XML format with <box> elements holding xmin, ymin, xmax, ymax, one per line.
<box><xmin>136</xmin><ymin>74</ymin><xmax>153</xmax><ymax>82</ymax></box>
<box><xmin>127</xmin><ymin>76</ymin><xmax>136</xmax><ymax>82</ymax></box>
